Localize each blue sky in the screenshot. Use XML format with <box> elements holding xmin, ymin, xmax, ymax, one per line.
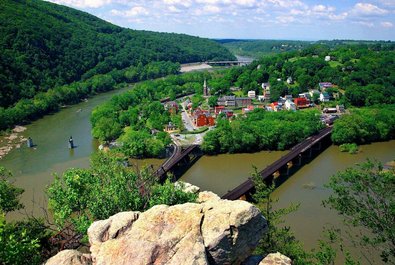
<box><xmin>47</xmin><ymin>0</ymin><xmax>395</xmax><ymax>40</ymax></box>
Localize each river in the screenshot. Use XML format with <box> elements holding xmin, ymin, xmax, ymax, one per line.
<box><xmin>1</xmin><ymin>86</ymin><xmax>164</xmax><ymax>220</ymax></box>
<box><xmin>180</xmin><ymin>141</ymin><xmax>395</xmax><ymax>264</ymax></box>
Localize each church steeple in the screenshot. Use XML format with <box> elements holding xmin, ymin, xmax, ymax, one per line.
<box><xmin>203</xmin><ymin>78</ymin><xmax>209</xmax><ymax>97</ymax></box>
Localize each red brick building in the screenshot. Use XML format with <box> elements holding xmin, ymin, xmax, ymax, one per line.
<box><xmin>294</xmin><ymin>97</ymin><xmax>310</xmax><ymax>108</ymax></box>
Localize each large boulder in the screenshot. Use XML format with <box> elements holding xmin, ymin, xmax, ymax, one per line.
<box><xmin>46</xmin><ymin>194</ymin><xmax>267</xmax><ymax>265</ymax></box>
<box><xmin>45</xmin><ymin>250</ymin><xmax>92</xmax><ymax>265</ymax></box>
<box><xmin>259</xmin><ymin>252</ymin><xmax>292</xmax><ymax>265</ymax></box>
<box><xmin>88</xmin><ymin>196</ymin><xmax>267</xmax><ymax>265</ymax></box>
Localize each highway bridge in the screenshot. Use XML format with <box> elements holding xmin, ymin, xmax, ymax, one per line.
<box><xmin>221</xmin><ymin>126</ymin><xmax>333</xmax><ymax>200</ymax></box>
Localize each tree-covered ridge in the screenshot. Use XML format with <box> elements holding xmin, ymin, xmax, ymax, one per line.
<box><xmin>218</xmin><ymin>39</ymin><xmax>311</xmax><ymax>58</ymax></box>
<box><xmin>0</xmin><ymin>0</ymin><xmax>234</xmax><ymax>108</ymax></box>
<box><xmin>212</xmin><ymin>43</ymin><xmax>395</xmax><ymax>107</ymax></box>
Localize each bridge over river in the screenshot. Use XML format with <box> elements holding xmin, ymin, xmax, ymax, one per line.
<box><xmin>155</xmin><ymin>126</ymin><xmax>333</xmax><ymax>199</ymax></box>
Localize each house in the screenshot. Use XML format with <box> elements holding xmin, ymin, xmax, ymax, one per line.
<box><xmin>261</xmin><ymin>83</ymin><xmax>270</xmax><ymax>90</ymax></box>
<box><xmin>217</xmin><ymin>96</ymin><xmax>236</xmax><ymax>107</ymax></box>
<box><xmin>271</xmin><ymin>102</ymin><xmax>283</xmax><ymax>112</ymax></box>
<box><xmin>214</xmin><ymin>106</ymin><xmax>226</xmax><ymax>115</ymax></box>
<box><xmin>298</xmin><ymin>92</ymin><xmax>311</xmax><ymax>99</ymax></box>
<box><xmin>235</xmin><ymin>97</ymin><xmax>252</xmax><ymax>107</ymax></box>
<box><xmin>309</xmin><ymin>89</ymin><xmax>320</xmax><ymax>98</ymax></box>
<box><xmin>164</xmin><ymin>122</ymin><xmax>177</xmax><ymax>132</ymax></box>
<box><xmin>319</xmin><ymin>82</ymin><xmax>333</xmax><ymax>91</ymax></box>
<box><xmin>242</xmin><ymin>105</ymin><xmax>256</xmax><ymax>114</ymax></box>
<box><xmin>287</xmin><ymin>77</ymin><xmax>293</xmax><ymax>84</ymax></box>
<box><xmin>285</xmin><ymin>100</ymin><xmax>296</xmax><ymax>111</ymax></box>
<box><xmin>325</xmin><ymin>56</ymin><xmax>331</xmax><ymax>62</ymax></box>
<box><xmin>192</xmin><ymin>108</ymin><xmax>215</xmax><ymax>127</ymax></box>
<box><xmin>320</xmin><ymin>92</ymin><xmax>330</xmax><ymax>102</ymax></box>
<box><xmin>284</xmin><ymin>95</ymin><xmax>293</xmax><ymax>101</ymax></box>
<box><xmin>262</xmin><ymin>83</ymin><xmax>271</xmax><ymax>102</ymax></box>
<box><xmin>336</xmin><ymin>104</ymin><xmax>345</xmax><ymax>113</ymax></box>
<box><xmin>164</xmin><ymin>101</ymin><xmax>178</xmax><ymax>114</ymax></box>
<box><xmin>294</xmin><ymin>97</ymin><xmax>310</xmax><ymax>108</ymax></box>
<box><xmin>258</xmin><ymin>95</ymin><xmax>265</xmax><ymax>102</ymax></box>
<box><xmin>247</xmin><ymin>90</ymin><xmax>256</xmax><ymax>99</ymax></box>
<box><xmin>221</xmin><ymin>109</ymin><xmax>234</xmax><ymax>118</ymax></box>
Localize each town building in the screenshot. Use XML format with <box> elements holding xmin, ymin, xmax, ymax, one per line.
<box><xmin>247</xmin><ymin>90</ymin><xmax>256</xmax><ymax>99</ymax></box>
<box><xmin>192</xmin><ymin>108</ymin><xmax>215</xmax><ymax>127</ymax></box>
<box><xmin>294</xmin><ymin>97</ymin><xmax>310</xmax><ymax>109</ymax></box>
<box><xmin>285</xmin><ymin>99</ymin><xmax>296</xmax><ymax>111</ymax></box>
<box><xmin>325</xmin><ymin>56</ymin><xmax>331</xmax><ymax>62</ymax></box>
<box><xmin>318</xmin><ymin>82</ymin><xmax>333</xmax><ymax>91</ymax></box>
<box><xmin>164</xmin><ymin>101</ymin><xmax>178</xmax><ymax>114</ymax></box>
<box><xmin>286</xmin><ymin>77</ymin><xmax>293</xmax><ymax>84</ymax></box>
<box><xmin>320</xmin><ymin>92</ymin><xmax>330</xmax><ymax>102</ymax></box>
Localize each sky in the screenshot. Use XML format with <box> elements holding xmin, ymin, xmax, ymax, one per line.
<box><xmin>46</xmin><ymin>0</ymin><xmax>395</xmax><ymax>40</ymax></box>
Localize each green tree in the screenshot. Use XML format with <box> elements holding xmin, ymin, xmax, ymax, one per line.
<box><xmin>251</xmin><ymin>167</ymin><xmax>308</xmax><ymax>264</ymax></box>
<box><xmin>0</xmin><ymin>167</ymin><xmax>48</xmax><ymax>265</ymax></box>
<box><xmin>47</xmin><ymin>151</ymin><xmax>196</xmax><ymax>235</ymax></box>
<box><xmin>0</xmin><ymin>167</ymin><xmax>23</xmax><ymax>214</ymax></box>
<box><xmin>324</xmin><ymin>160</ymin><xmax>395</xmax><ymax>263</ymax></box>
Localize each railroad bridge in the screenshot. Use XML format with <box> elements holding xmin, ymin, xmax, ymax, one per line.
<box><xmin>221</xmin><ymin>126</ymin><xmax>333</xmax><ymax>200</ymax></box>
<box><xmin>206</xmin><ymin>60</ymin><xmax>252</xmax><ymax>66</ymax></box>
<box><xmin>155</xmin><ymin>144</ymin><xmax>201</xmax><ymax>182</ymax></box>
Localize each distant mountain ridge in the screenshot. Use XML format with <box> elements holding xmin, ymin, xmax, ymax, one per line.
<box><xmin>0</xmin><ymin>0</ymin><xmax>235</xmax><ymax>108</ymax></box>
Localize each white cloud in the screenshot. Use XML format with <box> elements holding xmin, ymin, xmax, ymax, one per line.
<box><xmin>111</xmin><ymin>6</ymin><xmax>149</xmax><ymax>17</ymax></box>
<box><xmin>328</xmin><ymin>12</ymin><xmax>348</xmax><ymax>20</ymax></box>
<box><xmin>351</xmin><ymin>3</ymin><xmax>389</xmax><ymax>16</ymax></box>
<box><xmin>276</xmin><ymin>15</ymin><xmax>295</xmax><ymax>24</ymax></box>
<box><xmin>168</xmin><ymin>5</ymin><xmax>182</xmax><ymax>13</ymax></box>
<box><xmin>163</xmin><ymin>0</ymin><xmax>192</xmax><ymax>7</ymax></box>
<box><xmin>353</xmin><ymin>21</ymin><xmax>375</xmax><ymax>27</ymax></box>
<box><xmin>266</xmin><ymin>0</ymin><xmax>306</xmax><ymax>9</ymax></box>
<box><xmin>47</xmin><ymin>0</ymin><xmax>112</xmax><ymax>8</ymax></box>
<box><xmin>312</xmin><ymin>5</ymin><xmax>335</xmax><ymax>13</ymax></box>
<box><xmin>381</xmin><ymin>21</ymin><xmax>394</xmax><ymax>27</ymax></box>
<box><xmin>203</xmin><ymin>5</ymin><xmax>221</xmax><ymax>13</ymax></box>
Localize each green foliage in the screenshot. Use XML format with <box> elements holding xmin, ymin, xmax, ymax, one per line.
<box><xmin>339</xmin><ymin>143</ymin><xmax>359</xmax><ymax>154</ymax></box>
<box><xmin>331</xmin><ymin>106</ymin><xmax>395</xmax><ymax>145</ymax></box>
<box><xmin>0</xmin><ymin>168</ymin><xmax>50</xmax><ymax>265</ymax></box>
<box><xmin>0</xmin><ymin>0</ymin><xmax>234</xmax><ymax>130</ymax></box>
<box><xmin>202</xmin><ymin>109</ymin><xmax>324</xmax><ymax>154</ymax></box>
<box><xmin>0</xmin><ymin>216</ymin><xmax>44</xmax><ymax>265</ymax></box>
<box><xmin>91</xmin><ymin>72</ymin><xmax>207</xmax><ymax>154</ymax></box>
<box><xmin>118</xmin><ymin>128</ymin><xmax>169</xmax><ymax>158</ymax></box>
<box><xmin>251</xmin><ymin>167</ymin><xmax>310</xmax><ymax>264</ymax></box>
<box><xmin>148</xmin><ymin>180</ymin><xmax>197</xmax><ymax>209</ymax></box>
<box><xmin>219</xmin><ymin>39</ymin><xmax>310</xmax><ymax>58</ymax></box>
<box><xmin>0</xmin><ymin>167</ymin><xmax>24</xmax><ymax>214</ymax></box>
<box><xmin>47</xmin><ymin>151</ymin><xmax>196</xmax><ymax>234</ymax></box>
<box><xmin>324</xmin><ymin>160</ymin><xmax>395</xmax><ymax>263</ymax></box>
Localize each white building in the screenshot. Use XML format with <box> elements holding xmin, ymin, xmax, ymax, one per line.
<box><xmin>325</xmin><ymin>56</ymin><xmax>331</xmax><ymax>62</ymax></box>
<box><xmin>248</xmin><ymin>90</ymin><xmax>256</xmax><ymax>99</ymax></box>
<box><xmin>285</xmin><ymin>99</ymin><xmax>296</xmax><ymax>111</ymax></box>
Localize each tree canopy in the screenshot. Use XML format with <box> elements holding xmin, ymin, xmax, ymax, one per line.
<box><xmin>325</xmin><ymin>160</ymin><xmax>395</xmax><ymax>263</ymax></box>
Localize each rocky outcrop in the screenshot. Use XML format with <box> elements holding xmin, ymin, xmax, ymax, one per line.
<box><xmin>45</xmin><ymin>250</ymin><xmax>91</xmax><ymax>265</ymax></box>
<box><xmin>46</xmin><ymin>191</ymin><xmax>267</xmax><ymax>265</ymax></box>
<box><xmin>259</xmin><ymin>252</ymin><xmax>292</xmax><ymax>265</ymax></box>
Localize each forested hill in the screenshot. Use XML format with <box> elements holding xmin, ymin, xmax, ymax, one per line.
<box><xmin>0</xmin><ymin>0</ymin><xmax>234</xmax><ymax>108</ymax></box>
